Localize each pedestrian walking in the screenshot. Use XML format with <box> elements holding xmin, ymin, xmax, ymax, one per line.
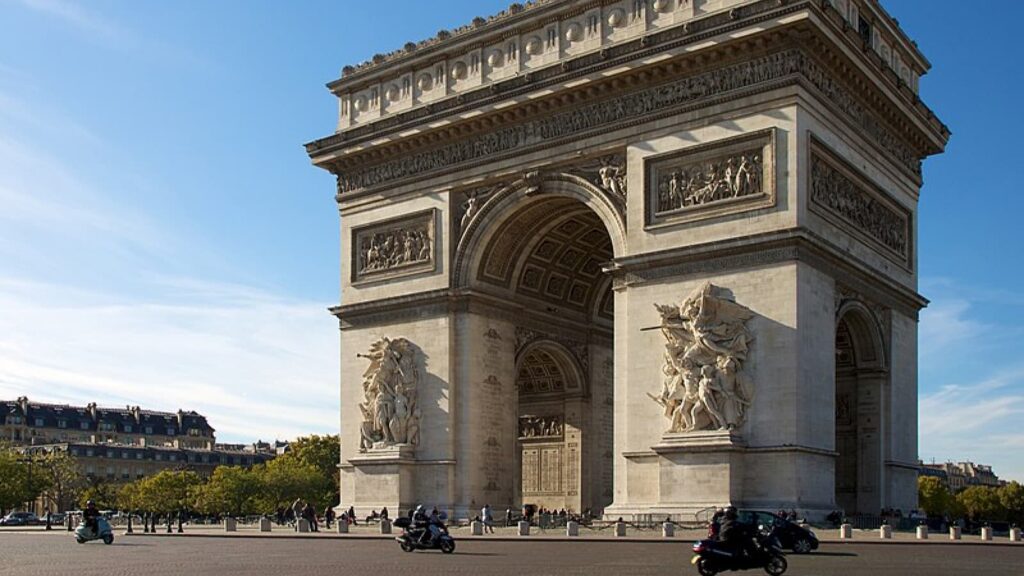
<box><xmin>325</xmin><ymin>506</ymin><xmax>335</xmax><ymax>529</ymax></box>
<box><xmin>482</xmin><ymin>504</ymin><xmax>495</xmax><ymax>534</ymax></box>
<box><xmin>292</xmin><ymin>498</ymin><xmax>304</xmax><ymax>531</ymax></box>
<box><xmin>347</xmin><ymin>506</ymin><xmax>357</xmax><ymax>525</ymax></box>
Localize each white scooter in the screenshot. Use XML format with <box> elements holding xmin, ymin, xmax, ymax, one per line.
<box><xmin>75</xmin><ymin>517</ymin><xmax>114</xmax><ymax>545</ymax></box>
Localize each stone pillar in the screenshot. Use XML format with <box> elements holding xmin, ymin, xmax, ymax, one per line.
<box><xmin>260</xmin><ymin>518</ymin><xmax>272</xmax><ymax>532</ymax></box>
<box><xmin>566</xmin><ymin>521</ymin><xmax>579</xmax><ymax>537</ymax></box>
<box><xmin>224</xmin><ymin>517</ymin><xmax>237</xmax><ymax>532</ymax></box>
<box><xmin>1009</xmin><ymin>527</ymin><xmax>1020</xmax><ymax>542</ymax></box>
<box><xmin>839</xmin><ymin>523</ymin><xmax>853</xmax><ymax>539</ymax></box>
<box><xmin>298</xmin><ymin>518</ymin><xmax>310</xmax><ymax>533</ymax></box>
<box><xmin>379</xmin><ymin>519</ymin><xmax>392</xmax><ymax>534</ymax></box>
<box><xmin>949</xmin><ymin>526</ymin><xmax>961</xmax><ymax>540</ymax></box>
<box><xmin>981</xmin><ymin>526</ymin><xmax>992</xmax><ymax>541</ymax></box>
<box><xmin>518</xmin><ymin>520</ymin><xmax>530</xmax><ymax>536</ymax></box>
<box><xmin>916</xmin><ymin>525</ymin><xmax>928</xmax><ymax>540</ymax></box>
<box><xmin>879</xmin><ymin>524</ymin><xmax>892</xmax><ymax>539</ymax></box>
<box><xmin>337</xmin><ymin>521</ymin><xmax>349</xmax><ymax>534</ymax></box>
<box><xmin>662</xmin><ymin>522</ymin><xmax>675</xmax><ymax>538</ymax></box>
<box><xmin>471</xmin><ymin>520</ymin><xmax>483</xmax><ymax>536</ymax></box>
<box><xmin>615</xmin><ymin>520</ymin><xmax>626</xmax><ymax>537</ymax></box>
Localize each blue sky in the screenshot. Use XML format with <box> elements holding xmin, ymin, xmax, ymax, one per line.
<box><xmin>0</xmin><ymin>1</ymin><xmax>1021</xmax><ymax>479</ymax></box>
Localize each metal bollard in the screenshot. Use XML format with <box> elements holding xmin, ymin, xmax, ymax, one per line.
<box><xmin>260</xmin><ymin>517</ymin><xmax>272</xmax><ymax>532</ymax></box>
<box><xmin>663</xmin><ymin>522</ymin><xmax>675</xmax><ymax>538</ymax></box>
<box><xmin>379</xmin><ymin>519</ymin><xmax>392</xmax><ymax>534</ymax></box>
<box><xmin>45</xmin><ymin>513</ymin><xmax>52</xmax><ymax>531</ymax></box>
<box><xmin>839</xmin><ymin>523</ymin><xmax>853</xmax><ymax>539</ymax></box>
<box><xmin>1010</xmin><ymin>527</ymin><xmax>1020</xmax><ymax>542</ymax></box>
<box><xmin>66</xmin><ymin>514</ymin><xmax>74</xmax><ymax>532</ymax></box>
<box><xmin>166</xmin><ymin>514</ymin><xmax>172</xmax><ymax>533</ymax></box>
<box><xmin>225</xmin><ymin>517</ymin><xmax>237</xmax><ymax>532</ymax></box>
<box><xmin>125</xmin><ymin>513</ymin><xmax>134</xmax><ymax>534</ymax></box>
<box><xmin>949</xmin><ymin>526</ymin><xmax>961</xmax><ymax>540</ymax></box>
<box><xmin>981</xmin><ymin>526</ymin><xmax>992</xmax><ymax>541</ymax></box>
<box><xmin>337</xmin><ymin>520</ymin><xmax>349</xmax><ymax>534</ymax></box>
<box><xmin>471</xmin><ymin>520</ymin><xmax>483</xmax><ymax>536</ymax></box>
<box><xmin>916</xmin><ymin>525</ymin><xmax>928</xmax><ymax>540</ymax></box>
<box><xmin>879</xmin><ymin>524</ymin><xmax>892</xmax><ymax>539</ymax></box>
<box><xmin>177</xmin><ymin>512</ymin><xmax>183</xmax><ymax>533</ymax></box>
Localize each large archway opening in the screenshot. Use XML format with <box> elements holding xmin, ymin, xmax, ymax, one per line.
<box><xmin>465</xmin><ymin>181</ymin><xmax>620</xmax><ymax>517</ymax></box>
<box><xmin>834</xmin><ymin>306</ymin><xmax>887</xmax><ymax>516</ymax></box>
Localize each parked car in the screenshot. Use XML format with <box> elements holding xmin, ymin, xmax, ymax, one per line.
<box><xmin>738</xmin><ymin>510</ymin><xmax>819</xmax><ymax>554</ymax></box>
<box><xmin>0</xmin><ymin>512</ymin><xmax>43</xmax><ymax>526</ymax></box>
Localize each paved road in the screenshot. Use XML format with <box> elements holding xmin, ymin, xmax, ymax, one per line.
<box><xmin>0</xmin><ymin>533</ymin><xmax>1021</xmax><ymax>576</ymax></box>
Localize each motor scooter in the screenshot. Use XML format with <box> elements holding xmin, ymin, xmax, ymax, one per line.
<box><xmin>75</xmin><ymin>517</ymin><xmax>114</xmax><ymax>545</ymax></box>
<box><xmin>691</xmin><ymin>523</ymin><xmax>787</xmax><ymax>576</ymax></box>
<box><xmin>393</xmin><ymin>515</ymin><xmax>455</xmax><ymax>553</ymax></box>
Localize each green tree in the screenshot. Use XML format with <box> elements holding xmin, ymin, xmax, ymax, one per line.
<box><xmin>0</xmin><ymin>446</ymin><xmax>53</xmax><ymax>514</ymax></box>
<box><xmin>78</xmin><ymin>480</ymin><xmax>119</xmax><ymax>510</ymax></box>
<box><xmin>192</xmin><ymin>466</ymin><xmax>261</xmax><ymax>517</ymax></box>
<box><xmin>286</xmin><ymin>435</ymin><xmax>340</xmax><ymax>507</ymax></box>
<box><xmin>956</xmin><ymin>486</ymin><xmax>1003</xmax><ymax>521</ymax></box>
<box><xmin>254</xmin><ymin>457</ymin><xmax>324</xmax><ymax>513</ymax></box>
<box><xmin>135</xmin><ymin>470</ymin><xmax>202</xmax><ymax>514</ymax></box>
<box><xmin>918</xmin><ymin>476</ymin><xmax>952</xmax><ymax>516</ymax></box>
<box><xmin>998</xmin><ymin>481</ymin><xmax>1024</xmax><ymax>525</ymax></box>
<box><xmin>36</xmin><ymin>450</ymin><xmax>86</xmax><ymax>512</ymax></box>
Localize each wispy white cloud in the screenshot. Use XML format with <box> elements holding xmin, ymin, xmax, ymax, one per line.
<box><xmin>15</xmin><ymin>0</ymin><xmax>124</xmax><ymax>41</ymax></box>
<box><xmin>918</xmin><ymin>279</ymin><xmax>1024</xmax><ymax>481</ymax></box>
<box><xmin>0</xmin><ymin>277</ymin><xmax>339</xmax><ymax>443</ymax></box>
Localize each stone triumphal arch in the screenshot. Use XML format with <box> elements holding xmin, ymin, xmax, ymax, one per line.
<box><xmin>307</xmin><ymin>0</ymin><xmax>947</xmax><ymax>519</ymax></box>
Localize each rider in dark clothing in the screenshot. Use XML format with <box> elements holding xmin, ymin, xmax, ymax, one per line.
<box><xmin>412</xmin><ymin>505</ymin><xmax>431</xmax><ymax>545</ymax></box>
<box><xmin>82</xmin><ymin>501</ymin><xmax>100</xmax><ymax>532</ymax></box>
<box><xmin>717</xmin><ymin>507</ymin><xmax>755</xmax><ymax>558</ymax></box>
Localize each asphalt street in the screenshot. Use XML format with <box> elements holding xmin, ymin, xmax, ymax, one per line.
<box><xmin>1</xmin><ymin>533</ymin><xmax>1022</xmax><ymax>576</ymax></box>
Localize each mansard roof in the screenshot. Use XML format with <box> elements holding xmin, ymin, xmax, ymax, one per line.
<box><xmin>1</xmin><ymin>397</ymin><xmax>215</xmax><ymax>434</ymax></box>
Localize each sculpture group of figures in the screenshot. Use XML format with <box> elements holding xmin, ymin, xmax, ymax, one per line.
<box><xmin>518</xmin><ymin>415</ymin><xmax>563</xmax><ymax>439</ymax></box>
<box><xmin>656</xmin><ymin>152</ymin><xmax>762</xmax><ymax>213</ymax></box>
<box><xmin>357</xmin><ymin>228</ymin><xmax>431</xmax><ymax>274</ymax></box>
<box><xmin>649</xmin><ymin>283</ymin><xmax>755</xmax><ymax>433</ymax></box>
<box><xmin>357</xmin><ymin>337</ymin><xmax>421</xmax><ymax>451</ymax></box>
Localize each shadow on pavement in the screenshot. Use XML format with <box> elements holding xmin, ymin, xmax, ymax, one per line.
<box><xmin>807</xmin><ymin>551</ymin><xmax>858</xmax><ymax>557</ymax></box>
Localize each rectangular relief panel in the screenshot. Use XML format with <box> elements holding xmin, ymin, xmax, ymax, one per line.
<box><xmin>644</xmin><ymin>128</ymin><xmax>776</xmax><ymax>228</ymax></box>
<box><xmin>808</xmin><ymin>136</ymin><xmax>912</xmax><ymax>270</ymax></box>
<box><xmin>351</xmin><ymin>208</ymin><xmax>437</xmax><ymax>284</ymax></box>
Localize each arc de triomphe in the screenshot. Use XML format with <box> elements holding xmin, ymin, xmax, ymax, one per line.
<box><xmin>306</xmin><ymin>0</ymin><xmax>948</xmax><ymax>520</ymax></box>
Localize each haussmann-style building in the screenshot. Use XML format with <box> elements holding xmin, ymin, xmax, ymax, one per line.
<box><xmin>305</xmin><ymin>0</ymin><xmax>948</xmax><ymax>520</ymax></box>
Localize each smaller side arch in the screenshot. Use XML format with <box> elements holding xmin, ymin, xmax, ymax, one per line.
<box><xmin>836</xmin><ymin>300</ymin><xmax>887</xmax><ymax>372</ymax></box>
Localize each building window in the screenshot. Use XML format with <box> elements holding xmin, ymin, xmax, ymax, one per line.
<box><xmin>121</xmin><ymin>451</ymin><xmax>129</xmax><ymax>459</ymax></box>
<box><xmin>858</xmin><ymin>17</ymin><xmax>872</xmax><ymax>45</ymax></box>
<box><xmin>155</xmin><ymin>453</ymin><xmax>162</xmax><ymax>461</ymax></box>
<box><xmin>145</xmin><ymin>426</ymin><xmax>153</xmax><ymax>434</ymax></box>
<box><xmin>86</xmin><ymin>449</ymin><xmax>95</xmax><ymax>457</ymax></box>
<box><xmin>99</xmin><ymin>422</ymin><xmax>114</xmax><ymax>432</ymax></box>
<box><xmin>166</xmin><ymin>427</ymin><xmax>175</xmax><ymax>436</ymax></box>
<box><xmin>136</xmin><ymin>452</ymin><xmax>143</xmax><ymax>460</ymax></box>
<box><xmin>57</xmin><ymin>419</ymin><xmax>67</xmax><ymax>429</ymax></box>
<box><xmin>106</xmin><ymin>450</ymin><xmax>113</xmax><ymax>458</ymax></box>
<box><xmin>80</xmin><ymin>422</ymin><xmax>89</xmax><ymax>430</ymax></box>
<box><xmin>123</xmin><ymin>424</ymin><xmax>133</xmax><ymax>433</ymax></box>
<box><xmin>169</xmin><ymin>454</ymin><xmax>177</xmax><ymax>462</ymax></box>
<box><xmin>34</xmin><ymin>418</ymin><xmax>44</xmax><ymax>426</ymax></box>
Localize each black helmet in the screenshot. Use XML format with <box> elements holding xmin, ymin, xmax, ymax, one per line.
<box><xmin>87</xmin><ymin>500</ymin><xmax>95</xmax><ymax>506</ymax></box>
<box><xmin>724</xmin><ymin>506</ymin><xmax>737</xmax><ymax>519</ymax></box>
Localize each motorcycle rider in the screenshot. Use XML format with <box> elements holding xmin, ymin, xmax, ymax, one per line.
<box><xmin>717</xmin><ymin>506</ymin><xmax>756</xmax><ymax>559</ymax></box>
<box><xmin>411</xmin><ymin>505</ymin><xmax>431</xmax><ymax>545</ymax></box>
<box><xmin>82</xmin><ymin>500</ymin><xmax>100</xmax><ymax>534</ymax></box>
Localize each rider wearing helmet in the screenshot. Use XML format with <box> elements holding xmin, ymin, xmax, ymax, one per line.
<box><xmin>411</xmin><ymin>505</ymin><xmax>430</xmax><ymax>544</ymax></box>
<box><xmin>83</xmin><ymin>500</ymin><xmax>100</xmax><ymax>533</ymax></box>
<box><xmin>717</xmin><ymin>506</ymin><xmax>755</xmax><ymax>558</ymax></box>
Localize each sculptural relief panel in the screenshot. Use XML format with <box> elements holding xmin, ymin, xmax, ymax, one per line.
<box><xmin>356</xmin><ymin>337</ymin><xmax>422</xmax><ymax>452</ymax></box>
<box><xmin>645</xmin><ymin>130</ymin><xmax>775</xmax><ymax>228</ymax></box>
<box><xmin>809</xmin><ymin>137</ymin><xmax>911</xmax><ymax>269</ymax></box>
<box><xmin>648</xmin><ymin>283</ymin><xmax>755</xmax><ymax>434</ymax></box>
<box><xmin>351</xmin><ymin>209</ymin><xmax>436</xmax><ymax>284</ymax></box>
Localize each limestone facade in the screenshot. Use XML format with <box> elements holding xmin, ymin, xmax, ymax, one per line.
<box><xmin>307</xmin><ymin>0</ymin><xmax>948</xmax><ymax>520</ymax></box>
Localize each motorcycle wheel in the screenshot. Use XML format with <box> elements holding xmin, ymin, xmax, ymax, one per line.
<box><xmin>75</xmin><ymin>537</ymin><xmax>86</xmax><ymax>544</ymax></box>
<box><xmin>696</xmin><ymin>557</ymin><xmax>718</xmax><ymax>576</ymax></box>
<box><xmin>102</xmin><ymin>534</ymin><xmax>114</xmax><ymax>545</ymax></box>
<box><xmin>763</xmin><ymin>555</ymin><xmax>787</xmax><ymax>576</ymax></box>
<box><xmin>439</xmin><ymin>538</ymin><xmax>455</xmax><ymax>554</ymax></box>
<box><xmin>791</xmin><ymin>538</ymin><xmax>812</xmax><ymax>554</ymax></box>
<box><xmin>399</xmin><ymin>539</ymin><xmax>416</xmax><ymax>553</ymax></box>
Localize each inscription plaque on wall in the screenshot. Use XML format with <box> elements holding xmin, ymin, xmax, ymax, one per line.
<box><xmin>808</xmin><ymin>137</ymin><xmax>912</xmax><ymax>269</ymax></box>
<box><xmin>351</xmin><ymin>208</ymin><xmax>436</xmax><ymax>284</ymax></box>
<box><xmin>645</xmin><ymin>129</ymin><xmax>776</xmax><ymax>228</ymax></box>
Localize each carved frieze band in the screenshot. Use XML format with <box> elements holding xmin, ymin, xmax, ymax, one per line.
<box><xmin>334</xmin><ymin>48</ymin><xmax>919</xmax><ymax>195</ymax></box>
<box><xmin>351</xmin><ymin>209</ymin><xmax>437</xmax><ymax>283</ymax></box>
<box><xmin>645</xmin><ymin>129</ymin><xmax>775</xmax><ymax>228</ymax></box>
<box><xmin>809</xmin><ymin>138</ymin><xmax>911</xmax><ymax>269</ymax></box>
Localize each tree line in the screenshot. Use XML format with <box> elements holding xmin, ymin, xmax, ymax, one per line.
<box><xmin>0</xmin><ymin>435</ymin><xmax>339</xmax><ymax>518</ymax></box>
<box><xmin>918</xmin><ymin>476</ymin><xmax>1024</xmax><ymax>524</ymax></box>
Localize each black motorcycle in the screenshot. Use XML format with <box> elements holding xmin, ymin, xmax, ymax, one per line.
<box><xmin>691</xmin><ymin>524</ymin><xmax>787</xmax><ymax>576</ymax></box>
<box><xmin>393</xmin><ymin>516</ymin><xmax>456</xmax><ymax>554</ymax></box>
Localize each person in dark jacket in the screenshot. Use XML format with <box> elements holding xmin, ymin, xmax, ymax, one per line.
<box><xmin>717</xmin><ymin>507</ymin><xmax>755</xmax><ymax>558</ymax></box>
<box><xmin>82</xmin><ymin>500</ymin><xmax>100</xmax><ymax>532</ymax></box>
